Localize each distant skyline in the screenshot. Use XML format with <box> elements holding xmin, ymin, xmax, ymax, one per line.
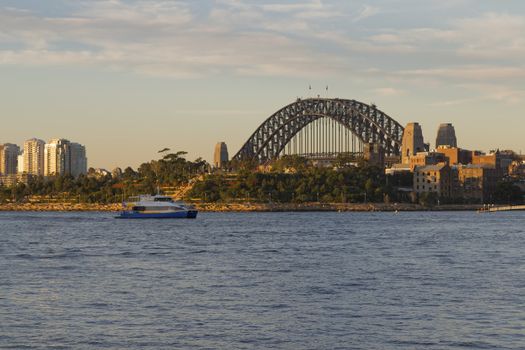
<box><xmin>1</xmin><ymin>0</ymin><xmax>524</xmax><ymax>169</ymax></box>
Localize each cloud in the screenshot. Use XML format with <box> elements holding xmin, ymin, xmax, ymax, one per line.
<box><xmin>371</xmin><ymin>87</ymin><xmax>406</xmax><ymax>97</ymax></box>
<box><xmin>430</xmin><ymin>82</ymin><xmax>525</xmax><ymax>106</ymax></box>
<box><xmin>461</xmin><ymin>83</ymin><xmax>525</xmax><ymax>104</ymax></box>
<box><xmin>260</xmin><ymin>0</ymin><xmax>324</xmax><ymax>13</ymax></box>
<box><xmin>396</xmin><ymin>66</ymin><xmax>525</xmax><ymax>81</ymax></box>
<box><xmin>353</xmin><ymin>5</ymin><xmax>380</xmax><ymax>22</ymax></box>
<box><xmin>0</xmin><ymin>0</ymin><xmax>524</xmax><ymax>96</ymax></box>
<box><xmin>364</xmin><ymin>12</ymin><xmax>525</xmax><ymax>61</ymax></box>
<box><xmin>0</xmin><ymin>1</ymin><xmax>348</xmax><ymax>77</ymax></box>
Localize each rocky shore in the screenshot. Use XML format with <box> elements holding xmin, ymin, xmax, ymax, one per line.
<box><xmin>0</xmin><ymin>203</ymin><xmax>122</xmax><ymax>212</ymax></box>
<box><xmin>0</xmin><ymin>202</ymin><xmax>482</xmax><ymax>212</ymax></box>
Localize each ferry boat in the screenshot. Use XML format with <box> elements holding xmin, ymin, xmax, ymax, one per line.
<box><xmin>117</xmin><ymin>195</ymin><xmax>198</xmax><ymax>219</ymax></box>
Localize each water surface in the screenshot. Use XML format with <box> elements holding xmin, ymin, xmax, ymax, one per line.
<box><xmin>1</xmin><ymin>211</ymin><xmax>524</xmax><ymax>349</ymax></box>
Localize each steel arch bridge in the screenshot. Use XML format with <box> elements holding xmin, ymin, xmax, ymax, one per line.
<box><xmin>233</xmin><ymin>98</ymin><xmax>405</xmax><ymax>162</ymax></box>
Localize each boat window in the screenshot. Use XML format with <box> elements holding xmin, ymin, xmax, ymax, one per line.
<box><xmin>157</xmin><ymin>206</ymin><xmax>180</xmax><ymax>211</ymax></box>
<box><xmin>154</xmin><ymin>197</ymin><xmax>174</xmax><ymax>202</ymax></box>
<box><xmin>132</xmin><ymin>206</ymin><xmax>146</xmax><ymax>211</ymax></box>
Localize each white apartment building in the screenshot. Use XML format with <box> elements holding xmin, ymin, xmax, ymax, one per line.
<box><xmin>44</xmin><ymin>139</ymin><xmax>88</xmax><ymax>177</ymax></box>
<box><xmin>23</xmin><ymin>138</ymin><xmax>45</xmax><ymax>176</ymax></box>
<box><xmin>44</xmin><ymin>139</ymin><xmax>70</xmax><ymax>176</ymax></box>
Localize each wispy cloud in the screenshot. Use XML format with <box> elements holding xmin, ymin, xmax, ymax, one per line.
<box><xmin>0</xmin><ymin>1</ymin><xmax>346</xmax><ymax>77</ymax></box>
<box><xmin>371</xmin><ymin>87</ymin><xmax>406</xmax><ymax>97</ymax></box>
<box><xmin>395</xmin><ymin>66</ymin><xmax>525</xmax><ymax>81</ymax></box>
<box><xmin>0</xmin><ymin>0</ymin><xmax>524</xmax><ymax>105</ymax></box>
<box><xmin>261</xmin><ymin>0</ymin><xmax>324</xmax><ymax>13</ymax></box>
<box><xmin>353</xmin><ymin>5</ymin><xmax>380</xmax><ymax>22</ymax></box>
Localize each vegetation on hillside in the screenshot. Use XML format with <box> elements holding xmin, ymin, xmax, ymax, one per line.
<box><xmin>1</xmin><ymin>153</ymin><xmax>523</xmax><ymax>206</ymax></box>
<box><xmin>0</xmin><ymin>152</ymin><xmax>207</xmax><ymax>204</ymax></box>
<box><xmin>189</xmin><ymin>159</ymin><xmax>392</xmax><ymax>203</ymax></box>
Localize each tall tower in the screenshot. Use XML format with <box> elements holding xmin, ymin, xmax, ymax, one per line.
<box><xmin>69</xmin><ymin>142</ymin><xmax>88</xmax><ymax>177</ymax></box>
<box><xmin>401</xmin><ymin>122</ymin><xmax>425</xmax><ymax>164</ymax></box>
<box><xmin>214</xmin><ymin>142</ymin><xmax>229</xmax><ymax>168</ymax></box>
<box><xmin>44</xmin><ymin>139</ymin><xmax>70</xmax><ymax>176</ymax></box>
<box><xmin>0</xmin><ymin>143</ymin><xmax>20</xmax><ymax>175</ymax></box>
<box><xmin>23</xmin><ymin>138</ymin><xmax>45</xmax><ymax>176</ymax></box>
<box><xmin>436</xmin><ymin>123</ymin><xmax>457</xmax><ymax>148</ymax></box>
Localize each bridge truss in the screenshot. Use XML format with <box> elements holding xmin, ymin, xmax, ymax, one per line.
<box><xmin>233</xmin><ymin>98</ymin><xmax>405</xmax><ymax>162</ymax></box>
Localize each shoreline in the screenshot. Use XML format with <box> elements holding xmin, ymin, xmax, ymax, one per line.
<box><xmin>0</xmin><ymin>202</ymin><xmax>483</xmax><ymax>212</ymax></box>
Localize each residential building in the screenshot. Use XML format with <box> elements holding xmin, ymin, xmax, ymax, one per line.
<box><xmin>413</xmin><ymin>163</ymin><xmax>454</xmax><ymax>198</ymax></box>
<box><xmin>409</xmin><ymin>151</ymin><xmax>449</xmax><ymax>171</ymax></box>
<box><xmin>69</xmin><ymin>142</ymin><xmax>88</xmax><ymax>177</ymax></box>
<box><xmin>0</xmin><ymin>143</ymin><xmax>20</xmax><ymax>175</ymax></box>
<box><xmin>435</xmin><ymin>146</ymin><xmax>472</xmax><ymax>165</ymax></box>
<box><xmin>44</xmin><ymin>139</ymin><xmax>88</xmax><ymax>177</ymax></box>
<box><xmin>472</xmin><ymin>151</ymin><xmax>513</xmax><ymax>176</ymax></box>
<box><xmin>45</xmin><ymin>139</ymin><xmax>69</xmax><ymax>176</ymax></box>
<box><xmin>23</xmin><ymin>138</ymin><xmax>45</xmax><ymax>176</ymax></box>
<box><xmin>457</xmin><ymin>164</ymin><xmax>498</xmax><ymax>203</ymax></box>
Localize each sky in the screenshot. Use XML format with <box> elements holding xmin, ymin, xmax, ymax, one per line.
<box><xmin>0</xmin><ymin>0</ymin><xmax>524</xmax><ymax>169</ymax></box>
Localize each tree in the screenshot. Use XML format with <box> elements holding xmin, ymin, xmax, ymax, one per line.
<box><xmin>419</xmin><ymin>192</ymin><xmax>438</xmax><ymax>207</ymax></box>
<box><xmin>495</xmin><ymin>181</ymin><xmax>522</xmax><ymax>204</ymax></box>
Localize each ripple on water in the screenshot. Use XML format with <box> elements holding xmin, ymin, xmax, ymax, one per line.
<box><xmin>0</xmin><ymin>211</ymin><xmax>524</xmax><ymax>349</ymax></box>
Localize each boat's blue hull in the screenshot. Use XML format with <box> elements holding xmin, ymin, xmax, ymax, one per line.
<box><xmin>116</xmin><ymin>210</ymin><xmax>198</xmax><ymax>219</ymax></box>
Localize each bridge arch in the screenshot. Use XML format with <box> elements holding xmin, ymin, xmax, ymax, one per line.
<box><xmin>233</xmin><ymin>98</ymin><xmax>405</xmax><ymax>162</ymax></box>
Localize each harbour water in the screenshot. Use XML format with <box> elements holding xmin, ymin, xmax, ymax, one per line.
<box><xmin>1</xmin><ymin>211</ymin><xmax>524</xmax><ymax>349</ymax></box>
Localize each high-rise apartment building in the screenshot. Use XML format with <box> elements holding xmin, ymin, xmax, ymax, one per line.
<box><xmin>401</xmin><ymin>123</ymin><xmax>425</xmax><ymax>164</ymax></box>
<box><xmin>23</xmin><ymin>138</ymin><xmax>45</xmax><ymax>176</ymax></box>
<box><xmin>44</xmin><ymin>139</ymin><xmax>88</xmax><ymax>177</ymax></box>
<box><xmin>436</xmin><ymin>123</ymin><xmax>457</xmax><ymax>148</ymax></box>
<box><xmin>214</xmin><ymin>142</ymin><xmax>229</xmax><ymax>168</ymax></box>
<box><xmin>69</xmin><ymin>142</ymin><xmax>88</xmax><ymax>177</ymax></box>
<box><xmin>0</xmin><ymin>143</ymin><xmax>20</xmax><ymax>175</ymax></box>
<box><xmin>44</xmin><ymin>139</ymin><xmax>70</xmax><ymax>176</ymax></box>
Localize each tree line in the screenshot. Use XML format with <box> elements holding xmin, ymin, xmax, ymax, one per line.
<box><xmin>1</xmin><ymin>153</ymin><xmax>522</xmax><ymax>205</ymax></box>
<box><xmin>0</xmin><ymin>152</ymin><xmax>207</xmax><ymax>203</ymax></box>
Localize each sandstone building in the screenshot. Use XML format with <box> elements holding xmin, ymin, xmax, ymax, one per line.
<box><xmin>214</xmin><ymin>142</ymin><xmax>229</xmax><ymax>168</ymax></box>
<box><xmin>401</xmin><ymin>123</ymin><xmax>426</xmax><ymax>164</ymax></box>
<box><xmin>413</xmin><ymin>163</ymin><xmax>453</xmax><ymax>198</ymax></box>
<box><xmin>436</xmin><ymin>123</ymin><xmax>457</xmax><ymax>148</ymax></box>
